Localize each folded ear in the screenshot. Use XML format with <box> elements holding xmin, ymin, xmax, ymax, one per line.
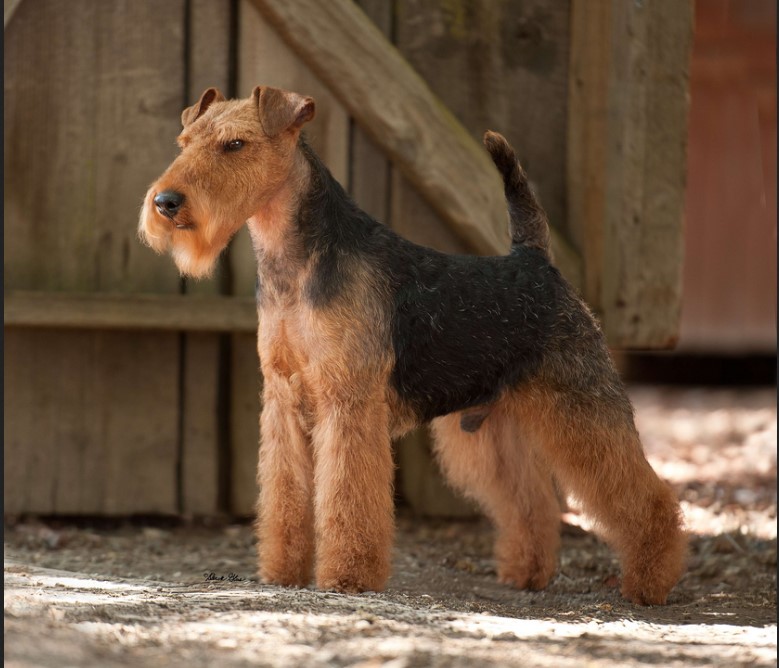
<box><xmin>253</xmin><ymin>86</ymin><xmax>316</xmax><ymax>137</ymax></box>
<box><xmin>181</xmin><ymin>88</ymin><xmax>225</xmax><ymax>127</ymax></box>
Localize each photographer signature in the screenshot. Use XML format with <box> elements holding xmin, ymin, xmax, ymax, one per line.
<box><xmin>203</xmin><ymin>571</ymin><xmax>244</xmax><ymax>583</ymax></box>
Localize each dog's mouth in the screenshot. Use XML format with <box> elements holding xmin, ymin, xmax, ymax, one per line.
<box><xmin>155</xmin><ymin>207</ymin><xmax>195</xmax><ymax>230</ymax></box>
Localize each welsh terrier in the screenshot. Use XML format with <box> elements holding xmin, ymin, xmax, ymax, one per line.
<box><xmin>139</xmin><ymin>86</ymin><xmax>687</xmax><ymax>605</ymax></box>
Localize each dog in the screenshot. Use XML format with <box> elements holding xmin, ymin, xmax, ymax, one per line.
<box><xmin>139</xmin><ymin>86</ymin><xmax>686</xmax><ymax>605</ymax></box>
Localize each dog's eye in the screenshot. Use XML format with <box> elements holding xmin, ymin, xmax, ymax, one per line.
<box><xmin>224</xmin><ymin>139</ymin><xmax>244</xmax><ymax>152</ymax></box>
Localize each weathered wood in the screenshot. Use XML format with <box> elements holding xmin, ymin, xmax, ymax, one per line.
<box><xmin>567</xmin><ymin>1</ymin><xmax>610</xmax><ymax>314</ymax></box>
<box><xmin>5</xmin><ymin>7</ymin><xmax>183</xmax><ymax>294</ymax></box>
<box><xmin>4</xmin><ymin>328</ymin><xmax>179</xmax><ymax>515</ymax></box>
<box><xmin>228</xmin><ymin>332</ymin><xmax>263</xmax><ymax>517</ymax></box>
<box><xmin>568</xmin><ymin>0</ymin><xmax>692</xmax><ymax>348</ymax></box>
<box><xmin>180</xmin><ymin>333</ymin><xmax>220</xmax><ymax>515</ymax></box>
<box><xmin>350</xmin><ymin>121</ymin><xmax>392</xmax><ymax>223</ymax></box>
<box><xmin>2</xmin><ymin>0</ymin><xmax>693</xmax><ymax>520</ymax></box>
<box><xmin>4</xmin><ymin>0</ymin><xmax>187</xmax><ymax>514</ymax></box>
<box><xmin>605</xmin><ymin>0</ymin><xmax>691</xmax><ymax>348</ymax></box>
<box><xmin>4</xmin><ymin>291</ymin><xmax>258</xmax><ymax>332</ymax></box>
<box><xmin>677</xmin><ymin>2</ymin><xmax>777</xmax><ymax>353</ymax></box>
<box><xmin>187</xmin><ymin>0</ymin><xmax>233</xmax><ymax>111</ymax></box>
<box><xmin>394</xmin><ymin>0</ymin><xmax>572</xmax><ymax>241</ymax></box>
<box><xmin>179</xmin><ymin>0</ymin><xmax>236</xmax><ymax>516</ymax></box>
<box><xmin>249</xmin><ymin>0</ymin><xmax>581</xmax><ymax>286</ymax></box>
<box><xmin>349</xmin><ymin>0</ymin><xmax>392</xmax><ymax>223</ymax></box>
<box><xmin>3</xmin><ymin>0</ymin><xmax>22</xmax><ymax>28</ymax></box>
<box><xmin>391</xmin><ymin>173</ymin><xmax>466</xmax><ymax>254</ymax></box>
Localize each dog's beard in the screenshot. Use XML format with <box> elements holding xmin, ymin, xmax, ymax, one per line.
<box><xmin>139</xmin><ymin>192</ymin><xmax>244</xmax><ymax>279</ymax></box>
<box><xmin>171</xmin><ymin>213</ymin><xmax>244</xmax><ymax>279</ymax></box>
<box><xmin>171</xmin><ymin>241</ymin><xmax>221</xmax><ymax>278</ymax></box>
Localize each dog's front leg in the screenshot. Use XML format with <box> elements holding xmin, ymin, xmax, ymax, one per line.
<box><xmin>256</xmin><ymin>373</ymin><xmax>315</xmax><ymax>587</ymax></box>
<box><xmin>312</xmin><ymin>393</ymin><xmax>395</xmax><ymax>593</ymax></box>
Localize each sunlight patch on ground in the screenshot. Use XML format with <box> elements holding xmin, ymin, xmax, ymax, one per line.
<box><xmin>6</xmin><ymin>564</ymin><xmax>777</xmax><ymax>668</ymax></box>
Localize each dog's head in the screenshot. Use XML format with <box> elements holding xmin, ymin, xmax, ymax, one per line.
<box><xmin>138</xmin><ymin>86</ymin><xmax>315</xmax><ymax>278</ymax></box>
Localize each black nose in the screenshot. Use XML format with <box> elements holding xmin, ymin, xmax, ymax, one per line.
<box><xmin>153</xmin><ymin>190</ymin><xmax>185</xmax><ymax>217</ymax></box>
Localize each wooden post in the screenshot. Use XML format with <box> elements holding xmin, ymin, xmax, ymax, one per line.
<box><xmin>568</xmin><ymin>0</ymin><xmax>693</xmax><ymax>348</ymax></box>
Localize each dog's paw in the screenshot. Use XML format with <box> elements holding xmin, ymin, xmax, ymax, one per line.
<box><xmin>618</xmin><ymin>530</ymin><xmax>687</xmax><ymax>605</ymax></box>
<box><xmin>497</xmin><ymin>562</ymin><xmax>555</xmax><ymax>591</ymax></box>
<box><xmin>259</xmin><ymin>567</ymin><xmax>311</xmax><ymax>589</ymax></box>
<box><xmin>316</xmin><ymin>574</ymin><xmax>385</xmax><ymax>594</ymax></box>
<box><xmin>620</xmin><ymin>574</ymin><xmax>672</xmax><ymax>606</ymax></box>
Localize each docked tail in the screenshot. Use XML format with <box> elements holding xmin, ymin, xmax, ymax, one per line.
<box><xmin>483</xmin><ymin>131</ymin><xmax>551</xmax><ymax>259</ymax></box>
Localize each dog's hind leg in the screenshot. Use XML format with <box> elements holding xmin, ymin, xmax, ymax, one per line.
<box><xmin>515</xmin><ymin>382</ymin><xmax>687</xmax><ymax>605</ymax></box>
<box><xmin>431</xmin><ymin>399</ymin><xmax>561</xmax><ymax>590</ymax></box>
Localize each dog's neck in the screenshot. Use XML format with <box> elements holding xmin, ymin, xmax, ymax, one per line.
<box><xmin>248</xmin><ymin>138</ymin><xmax>359</xmax><ymax>306</ymax></box>
<box><xmin>246</xmin><ymin>142</ymin><xmax>311</xmax><ymax>262</ymax></box>
<box><xmin>248</xmin><ymin>138</ymin><xmax>383</xmax><ymax>308</ymax></box>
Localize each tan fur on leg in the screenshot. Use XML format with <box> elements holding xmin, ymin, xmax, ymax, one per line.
<box><xmin>312</xmin><ymin>390</ymin><xmax>395</xmax><ymax>593</ymax></box>
<box><xmin>255</xmin><ymin>372</ymin><xmax>315</xmax><ymax>587</ymax></box>
<box><xmin>431</xmin><ymin>398</ymin><xmax>561</xmax><ymax>591</ymax></box>
<box><xmin>515</xmin><ymin>383</ymin><xmax>687</xmax><ymax>605</ymax></box>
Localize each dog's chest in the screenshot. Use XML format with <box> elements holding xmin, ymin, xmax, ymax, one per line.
<box><xmin>257</xmin><ymin>306</ymin><xmax>312</xmax><ymax>381</ymax></box>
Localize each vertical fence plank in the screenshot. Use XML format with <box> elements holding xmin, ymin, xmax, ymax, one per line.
<box><xmin>4</xmin><ymin>0</ymin><xmax>186</xmax><ymax>514</ymax></box>
<box><xmin>567</xmin><ymin>1</ymin><xmax>609</xmax><ymax>314</ymax></box>
<box><xmin>393</xmin><ymin>0</ymin><xmax>571</xmax><ymax>241</ymax></box>
<box><xmin>349</xmin><ymin>0</ymin><xmax>392</xmax><ymax>223</ymax></box>
<box><xmin>567</xmin><ymin>0</ymin><xmax>692</xmax><ymax>348</ymax></box>
<box><xmin>600</xmin><ymin>0</ymin><xmax>691</xmax><ymax>348</ymax></box>
<box><xmin>178</xmin><ymin>0</ymin><xmax>235</xmax><ymax>516</ymax></box>
<box><xmin>4</xmin><ymin>328</ymin><xmax>182</xmax><ymax>514</ymax></box>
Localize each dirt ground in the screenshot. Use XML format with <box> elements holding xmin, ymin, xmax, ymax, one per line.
<box><xmin>4</xmin><ymin>386</ymin><xmax>777</xmax><ymax>667</ymax></box>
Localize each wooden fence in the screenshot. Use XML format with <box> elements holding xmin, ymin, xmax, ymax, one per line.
<box><xmin>4</xmin><ymin>0</ymin><xmax>693</xmax><ymax>516</ymax></box>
